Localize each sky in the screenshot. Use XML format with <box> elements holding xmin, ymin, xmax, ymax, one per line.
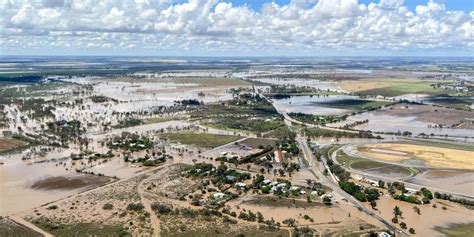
<box><xmin>0</xmin><ymin>0</ymin><xmax>473</xmax><ymax>57</ymax></box>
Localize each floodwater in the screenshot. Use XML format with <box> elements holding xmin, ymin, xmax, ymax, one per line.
<box><xmin>406</xmin><ymin>170</ymin><xmax>474</xmax><ymax>197</ymax></box>
<box><xmin>0</xmin><ymin>150</ymin><xmax>93</xmax><ymax>215</ymax></box>
<box><xmin>272</xmin><ymin>95</ymin><xmax>361</xmax><ymax>115</ymax></box>
<box><xmin>368</xmin><ymin>195</ymin><xmax>474</xmax><ymax>236</ymax></box>
<box><xmin>330</xmin><ymin>113</ymin><xmax>474</xmax><ymax>142</ymax></box>
<box><xmin>253</xmin><ymin>78</ymin><xmax>342</xmax><ymax>91</ymax></box>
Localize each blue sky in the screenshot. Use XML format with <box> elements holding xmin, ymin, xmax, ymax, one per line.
<box><xmin>1</xmin><ymin>0</ymin><xmax>473</xmax><ymax>56</ymax></box>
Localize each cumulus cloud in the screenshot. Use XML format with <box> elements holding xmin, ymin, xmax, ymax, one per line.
<box><xmin>0</xmin><ymin>0</ymin><xmax>472</xmax><ymax>55</ymax></box>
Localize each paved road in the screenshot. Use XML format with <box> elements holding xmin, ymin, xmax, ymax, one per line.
<box><xmin>294</xmin><ymin>133</ymin><xmax>408</xmax><ymax>237</ymax></box>
<box><xmin>256</xmin><ymin>87</ymin><xmax>408</xmax><ymax>236</ymax></box>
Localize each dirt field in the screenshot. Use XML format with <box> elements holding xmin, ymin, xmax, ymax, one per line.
<box><xmin>368</xmin><ymin>196</ymin><xmax>474</xmax><ymax>237</ymax></box>
<box><xmin>227</xmin><ymin>196</ymin><xmax>385</xmax><ymax>236</ymax></box>
<box><xmin>25</xmin><ymin>173</ymin><xmax>153</xmax><ymax>236</ymax></box>
<box><xmin>31</xmin><ymin>175</ymin><xmax>112</xmax><ymax>191</ymax></box>
<box><xmin>0</xmin><ymin>138</ymin><xmax>27</xmax><ymax>152</ymax></box>
<box><xmin>377</xmin><ymin>103</ymin><xmax>474</xmax><ymax>128</ymax></box>
<box><xmin>356</xmin><ymin>143</ymin><xmax>474</xmax><ymax>170</ymax></box>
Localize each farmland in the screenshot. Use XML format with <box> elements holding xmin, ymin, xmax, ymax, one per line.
<box><xmin>338</xmin><ymin>78</ymin><xmax>457</xmax><ymax>97</ymax></box>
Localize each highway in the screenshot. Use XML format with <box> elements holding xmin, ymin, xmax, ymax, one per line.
<box><xmin>294</xmin><ymin>130</ymin><xmax>408</xmax><ymax>237</ymax></box>
<box><xmin>254</xmin><ymin>87</ymin><xmax>408</xmax><ymax>236</ymax></box>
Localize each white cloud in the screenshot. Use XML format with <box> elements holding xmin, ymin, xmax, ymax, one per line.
<box><xmin>0</xmin><ymin>0</ymin><xmax>472</xmax><ymax>55</ymax></box>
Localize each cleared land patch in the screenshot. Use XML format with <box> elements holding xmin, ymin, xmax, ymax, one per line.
<box><xmin>160</xmin><ymin>132</ymin><xmax>242</xmax><ymax>148</ymax></box>
<box><xmin>31</xmin><ymin>175</ymin><xmax>113</xmax><ymax>191</ymax></box>
<box><xmin>0</xmin><ymin>137</ymin><xmax>27</xmax><ymax>152</ymax></box>
<box><xmin>356</xmin><ymin>143</ymin><xmax>474</xmax><ymax>170</ymax></box>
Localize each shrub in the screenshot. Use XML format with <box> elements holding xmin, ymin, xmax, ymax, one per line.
<box><xmin>126</xmin><ymin>203</ymin><xmax>144</xmax><ymax>212</ymax></box>
<box><xmin>151</xmin><ymin>203</ymin><xmax>172</xmax><ymax>215</ymax></box>
<box><xmin>102</xmin><ymin>203</ymin><xmax>113</xmax><ymax>210</ymax></box>
<box><xmin>46</xmin><ymin>205</ymin><xmax>58</xmax><ymax>210</ymax></box>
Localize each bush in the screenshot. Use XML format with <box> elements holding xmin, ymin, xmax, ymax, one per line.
<box><xmin>46</xmin><ymin>205</ymin><xmax>58</xmax><ymax>210</ymax></box>
<box><xmin>126</xmin><ymin>203</ymin><xmax>144</xmax><ymax>212</ymax></box>
<box><xmin>400</xmin><ymin>222</ymin><xmax>407</xmax><ymax>229</ymax></box>
<box><xmin>102</xmin><ymin>203</ymin><xmax>113</xmax><ymax>210</ymax></box>
<box><xmin>409</xmin><ymin>228</ymin><xmax>416</xmax><ymax>234</ymax></box>
<box><xmin>151</xmin><ymin>203</ymin><xmax>172</xmax><ymax>215</ymax></box>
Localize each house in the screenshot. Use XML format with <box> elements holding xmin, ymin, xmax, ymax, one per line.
<box><xmin>226</xmin><ymin>175</ymin><xmax>236</xmax><ymax>182</ymax></box>
<box><xmin>378</xmin><ymin>232</ymin><xmax>391</xmax><ymax>237</ymax></box>
<box><xmin>235</xmin><ymin>182</ymin><xmax>246</xmax><ymax>190</ymax></box>
<box><xmin>289</xmin><ymin>186</ymin><xmax>300</xmax><ymax>191</ymax></box>
<box><xmin>274</xmin><ymin>149</ymin><xmax>285</xmax><ymax>165</ymax></box>
<box><xmin>212</xmin><ymin>193</ymin><xmax>225</xmax><ymax>199</ymax></box>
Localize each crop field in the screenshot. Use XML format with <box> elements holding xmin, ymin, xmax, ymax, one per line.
<box><xmin>356</xmin><ymin>143</ymin><xmax>474</xmax><ymax>170</ymax></box>
<box><xmin>160</xmin><ymin>132</ymin><xmax>242</xmax><ymax>148</ymax></box>
<box><xmin>338</xmin><ymin>78</ymin><xmax>454</xmax><ymax>97</ymax></box>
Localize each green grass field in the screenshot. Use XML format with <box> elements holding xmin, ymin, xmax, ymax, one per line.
<box><xmin>335</xmin><ymin>150</ymin><xmax>414</xmax><ymax>177</ymax></box>
<box><xmin>434</xmin><ymin>222</ymin><xmax>474</xmax><ymax>237</ymax></box>
<box><xmin>144</xmin><ymin>116</ymin><xmax>186</xmax><ymax>124</ymax></box>
<box><xmin>360</xmin><ymin>80</ymin><xmax>452</xmax><ymax>97</ymax></box>
<box><xmin>160</xmin><ymin>132</ymin><xmax>241</xmax><ymax>148</ymax></box>
<box><xmin>0</xmin><ymin>218</ymin><xmax>42</xmax><ymax>237</ymax></box>
<box><xmin>238</xmin><ymin>138</ymin><xmax>277</xmax><ymax>148</ymax></box>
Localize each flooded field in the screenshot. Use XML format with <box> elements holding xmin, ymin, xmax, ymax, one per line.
<box><xmin>1</xmin><ymin>57</ymin><xmax>473</xmax><ymax>236</ymax></box>
<box><xmin>331</xmin><ymin>113</ymin><xmax>474</xmax><ymax>141</ymax></box>
<box><xmin>272</xmin><ymin>95</ymin><xmax>364</xmax><ymax>115</ymax></box>
<box><xmin>368</xmin><ymin>195</ymin><xmax>474</xmax><ymax>236</ymax></box>
<box><xmin>253</xmin><ymin>78</ymin><xmax>342</xmax><ymax>91</ymax></box>
<box><xmin>406</xmin><ymin>170</ymin><xmax>474</xmax><ymax>197</ymax></box>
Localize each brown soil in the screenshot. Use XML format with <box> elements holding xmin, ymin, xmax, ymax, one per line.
<box><xmin>0</xmin><ymin>138</ymin><xmax>27</xmax><ymax>152</ymax></box>
<box><xmin>31</xmin><ymin>175</ymin><xmax>112</xmax><ymax>191</ymax></box>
